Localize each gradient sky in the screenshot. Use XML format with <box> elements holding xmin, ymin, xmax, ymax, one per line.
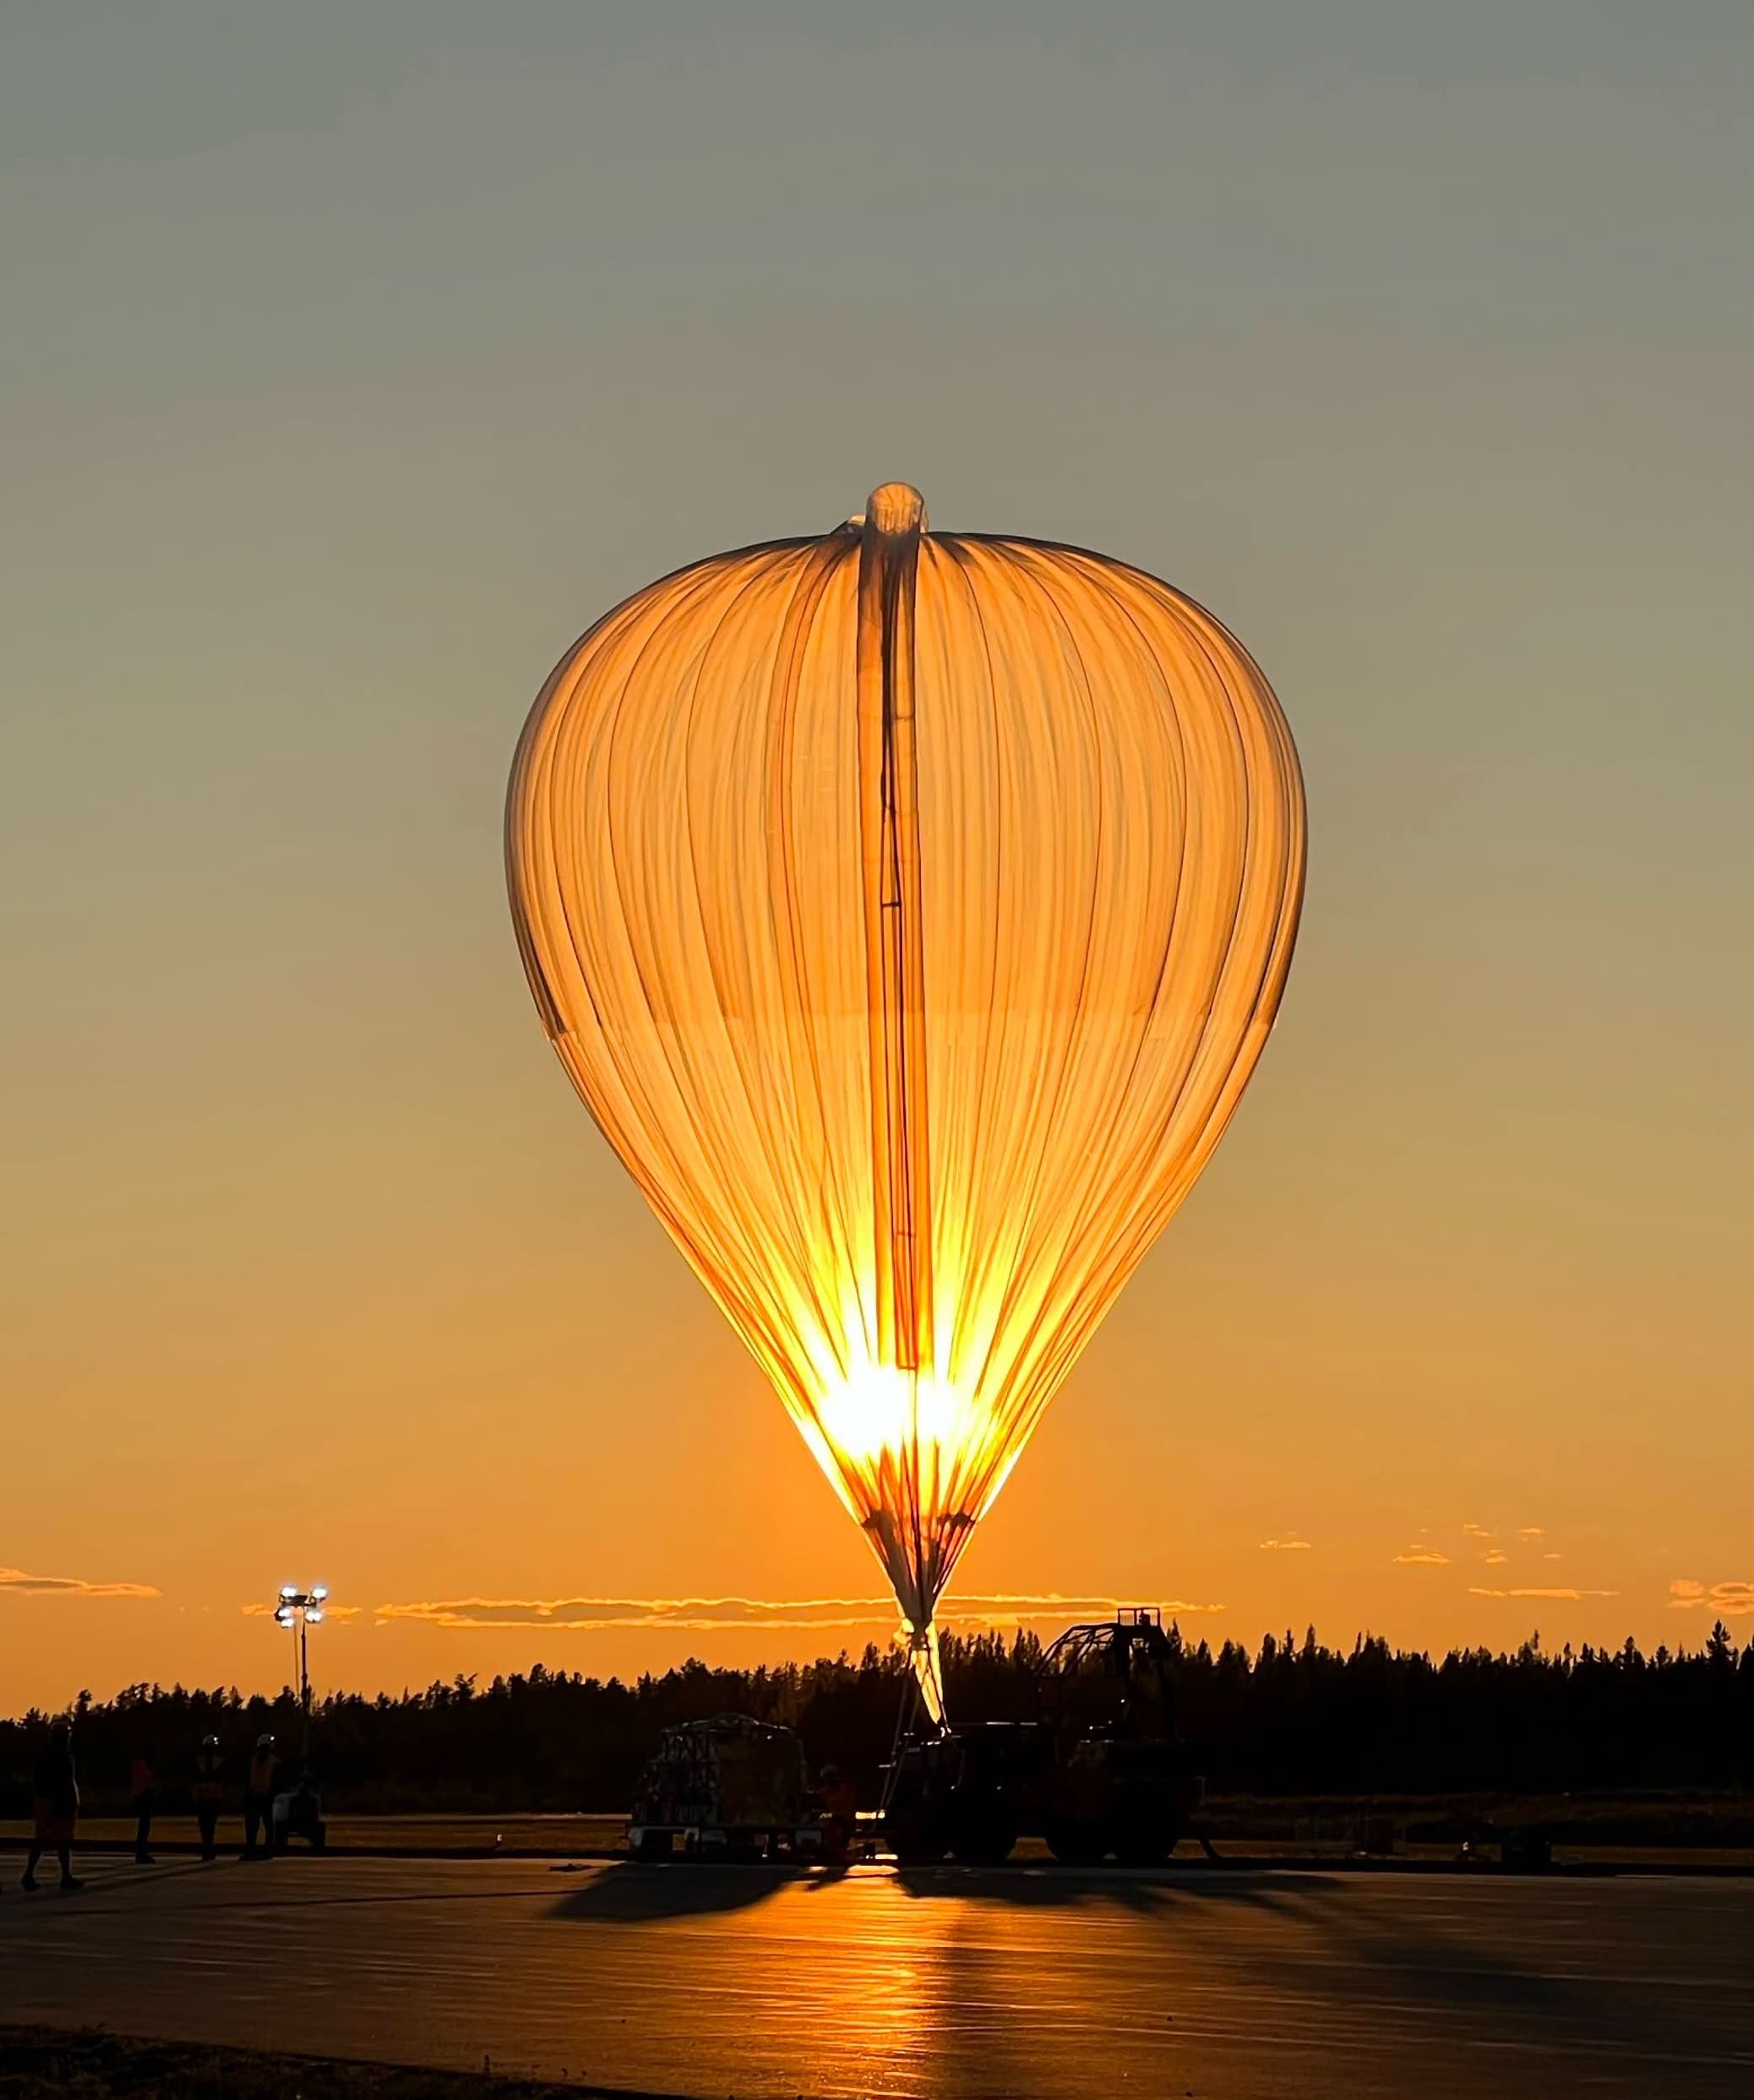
<box><xmin>3</xmin><ymin>3</ymin><xmax>1750</xmax><ymax>1712</ymax></box>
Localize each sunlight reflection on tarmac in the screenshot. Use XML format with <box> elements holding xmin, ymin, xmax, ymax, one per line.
<box><xmin>3</xmin><ymin>1855</ymin><xmax>1752</xmax><ymax>2098</ymax></box>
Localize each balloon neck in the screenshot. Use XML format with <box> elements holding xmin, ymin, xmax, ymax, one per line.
<box><xmin>904</xmin><ymin>1620</ymin><xmax>947</xmax><ymax>1729</ymax></box>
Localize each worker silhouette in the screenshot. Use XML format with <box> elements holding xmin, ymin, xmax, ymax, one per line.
<box><xmin>817</xmin><ymin>1764</ymin><xmax>858</xmax><ymax>1868</ymax></box>
<box><xmin>242</xmin><ymin>1732</ymin><xmax>281</xmax><ymax>1857</ymax></box>
<box><xmin>193</xmin><ymin>1735</ymin><xmax>226</xmax><ymax>1861</ymax></box>
<box><xmin>21</xmin><ymin>1721</ymin><xmax>83</xmax><ymax>1892</ymax></box>
<box><xmin>131</xmin><ymin>1741</ymin><xmax>158</xmax><ymax>1864</ymax></box>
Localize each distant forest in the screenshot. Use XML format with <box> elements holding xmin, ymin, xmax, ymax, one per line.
<box><xmin>4</xmin><ymin>1623</ymin><xmax>1751</xmax><ymax>1815</ymax></box>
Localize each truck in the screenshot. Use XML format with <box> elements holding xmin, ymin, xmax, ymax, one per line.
<box><xmin>880</xmin><ymin>1609</ymin><xmax>1207</xmax><ymax>1866</ymax></box>
<box><xmin>627</xmin><ymin>1713</ymin><xmax>825</xmax><ymax>1863</ymax></box>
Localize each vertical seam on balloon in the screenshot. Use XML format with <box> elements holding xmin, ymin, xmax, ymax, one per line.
<box><xmin>975</xmin><ymin>558</ymin><xmax>1191</xmax><ymax>1506</ymax></box>
<box><xmin>1134</xmin><ymin>586</ymin><xmax>1256</xmax><ymax>1188</ymax></box>
<box><xmin>591</xmin><ymin>557</ymin><xmax>809</xmax><ymax>1377</ymax></box>
<box><xmin>536</xmin><ymin>611</ymin><xmax>681</xmax><ymax>1168</ymax></box>
<box><xmin>676</xmin><ymin>551</ymin><xmax>836</xmax><ymax>1376</ymax></box>
<box><xmin>679</xmin><ymin>550</ymin><xmax>841</xmax><ymax>1365</ymax></box>
<box><xmin>855</xmin><ymin>496</ymin><xmax>934</xmax><ymax>1624</ymax></box>
<box><xmin>760</xmin><ymin>531</ymin><xmax>868</xmax><ymax>1458</ymax></box>
<box><xmin>1159</xmin><ymin>589</ymin><xmax>1289</xmax><ymax>1136</ymax></box>
<box><xmin>592</xmin><ymin>565</ymin><xmax>743</xmax><ymax>1235</ymax></box>
<box><xmin>961</xmin><ymin>554</ymin><xmax>1109</xmax><ymax>1519</ymax></box>
<box><xmin>934</xmin><ymin>537</ymin><xmax>1010</xmax><ymax>1415</ymax></box>
<box><xmin>966</xmin><ymin>543</ymin><xmax>1111</xmax><ymax>1501</ymax></box>
<box><xmin>1062</xmin><ymin>586</ymin><xmax>1294</xmax><ymax>1355</ymax></box>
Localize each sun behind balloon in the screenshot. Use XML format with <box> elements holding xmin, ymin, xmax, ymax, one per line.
<box><xmin>506</xmin><ymin>484</ymin><xmax>1305</xmax><ymax>1721</ymax></box>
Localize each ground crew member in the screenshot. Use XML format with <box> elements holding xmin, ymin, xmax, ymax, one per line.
<box><xmin>243</xmin><ymin>1732</ymin><xmax>280</xmax><ymax>1857</ymax></box>
<box><xmin>193</xmin><ymin>1735</ymin><xmax>225</xmax><ymax>1861</ymax></box>
<box><xmin>130</xmin><ymin>1742</ymin><xmax>157</xmax><ymax>1864</ymax></box>
<box><xmin>818</xmin><ymin>1764</ymin><xmax>858</xmax><ymax>1867</ymax></box>
<box><xmin>21</xmin><ymin>1721</ymin><xmax>83</xmax><ymax>1892</ymax></box>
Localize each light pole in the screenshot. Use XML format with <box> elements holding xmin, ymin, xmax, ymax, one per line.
<box><xmin>272</xmin><ymin>1584</ymin><xmax>329</xmax><ymax>1765</ymax></box>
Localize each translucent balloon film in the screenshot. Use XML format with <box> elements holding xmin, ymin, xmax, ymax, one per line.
<box><xmin>508</xmin><ymin>485</ymin><xmax>1305</xmax><ymax>1716</ymax></box>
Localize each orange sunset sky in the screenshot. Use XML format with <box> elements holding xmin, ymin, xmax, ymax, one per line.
<box><xmin>3</xmin><ymin>8</ymin><xmax>1751</xmax><ymax>1712</ymax></box>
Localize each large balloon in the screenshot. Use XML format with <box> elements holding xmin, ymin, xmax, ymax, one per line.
<box><xmin>507</xmin><ymin>485</ymin><xmax>1304</xmax><ymax>1719</ymax></box>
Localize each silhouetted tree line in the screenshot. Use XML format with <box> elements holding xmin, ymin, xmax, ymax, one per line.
<box><xmin>3</xmin><ymin>1623</ymin><xmax>1750</xmax><ymax>1815</ymax></box>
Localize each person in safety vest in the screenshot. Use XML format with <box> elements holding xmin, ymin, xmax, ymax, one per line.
<box><xmin>193</xmin><ymin>1736</ymin><xmax>226</xmax><ymax>1861</ymax></box>
<box><xmin>130</xmin><ymin>1742</ymin><xmax>158</xmax><ymax>1864</ymax></box>
<box><xmin>817</xmin><ymin>1764</ymin><xmax>858</xmax><ymax>1867</ymax></box>
<box><xmin>243</xmin><ymin>1733</ymin><xmax>281</xmax><ymax>1857</ymax></box>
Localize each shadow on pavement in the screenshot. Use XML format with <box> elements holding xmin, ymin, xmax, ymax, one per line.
<box><xmin>0</xmin><ymin>1857</ymin><xmax>226</xmax><ymax>1907</ymax></box>
<box><xmin>893</xmin><ymin>1862</ymin><xmax>1340</xmax><ymax>1914</ymax></box>
<box><xmin>551</xmin><ymin>1860</ymin><xmax>798</xmax><ymax>1923</ymax></box>
<box><xmin>552</xmin><ymin>1857</ymin><xmax>1341</xmax><ymax>1923</ymax></box>
<box><xmin>1226</xmin><ymin>1878</ymin><xmax>1746</xmax><ymax>2080</ymax></box>
<box><xmin>890</xmin><ymin>1863</ymin><xmax>1749</xmax><ymax>2085</ymax></box>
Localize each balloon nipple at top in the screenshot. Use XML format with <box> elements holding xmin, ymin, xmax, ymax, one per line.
<box><xmin>848</xmin><ymin>483</ymin><xmax>928</xmax><ymax>535</ymax></box>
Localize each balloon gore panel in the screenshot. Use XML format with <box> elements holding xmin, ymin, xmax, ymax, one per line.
<box><xmin>506</xmin><ymin>485</ymin><xmax>1305</xmax><ymax>1719</ymax></box>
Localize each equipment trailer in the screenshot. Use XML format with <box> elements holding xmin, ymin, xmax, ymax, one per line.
<box><xmin>628</xmin><ymin>1713</ymin><xmax>825</xmax><ymax>1862</ymax></box>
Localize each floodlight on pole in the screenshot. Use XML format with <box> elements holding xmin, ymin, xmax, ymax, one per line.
<box><xmin>268</xmin><ymin>1585</ymin><xmax>330</xmax><ymax>1762</ymax></box>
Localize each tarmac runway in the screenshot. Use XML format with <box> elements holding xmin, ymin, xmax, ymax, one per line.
<box><xmin>2</xmin><ymin>1853</ymin><xmax>1750</xmax><ymax>2099</ymax></box>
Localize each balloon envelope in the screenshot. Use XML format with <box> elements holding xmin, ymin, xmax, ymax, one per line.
<box><xmin>507</xmin><ymin>485</ymin><xmax>1304</xmax><ymax>1718</ymax></box>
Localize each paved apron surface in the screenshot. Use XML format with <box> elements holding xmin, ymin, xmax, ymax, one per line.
<box><xmin>2</xmin><ymin>1856</ymin><xmax>1750</xmax><ymax>2097</ymax></box>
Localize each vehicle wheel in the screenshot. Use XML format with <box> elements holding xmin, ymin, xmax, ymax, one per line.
<box><xmin>1113</xmin><ymin>1819</ymin><xmax>1177</xmax><ymax>1868</ymax></box>
<box><xmin>634</xmin><ymin>1830</ymin><xmax>674</xmax><ymax>1863</ymax></box>
<box><xmin>951</xmin><ymin>1814</ymin><xmax>1018</xmax><ymax>1867</ymax></box>
<box><xmin>885</xmin><ymin>1815</ymin><xmax>950</xmax><ymax>1865</ymax></box>
<box><xmin>1044</xmin><ymin>1820</ymin><xmax>1109</xmax><ymax>1866</ymax></box>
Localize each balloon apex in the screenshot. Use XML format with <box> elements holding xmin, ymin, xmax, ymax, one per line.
<box><xmin>855</xmin><ymin>482</ymin><xmax>928</xmax><ymax>535</ymax></box>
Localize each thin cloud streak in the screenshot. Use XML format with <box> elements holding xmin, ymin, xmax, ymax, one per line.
<box><xmin>1468</xmin><ymin>1586</ymin><xmax>1618</xmax><ymax>1601</ymax></box>
<box><xmin>0</xmin><ymin>1565</ymin><xmax>158</xmax><ymax>1600</ymax></box>
<box><xmin>1393</xmin><ymin>1550</ymin><xmax>1451</xmax><ymax>1566</ymax></box>
<box><xmin>241</xmin><ymin>1602</ymin><xmax>362</xmax><ymax>1622</ymax></box>
<box><xmin>1670</xmin><ymin>1579</ymin><xmax>1754</xmax><ymax>1617</ymax></box>
<box><xmin>1259</xmin><ymin>1538</ymin><xmax>1312</xmax><ymax>1552</ymax></box>
<box><xmin>371</xmin><ymin>1592</ymin><xmax>1226</xmax><ymax>1633</ymax></box>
